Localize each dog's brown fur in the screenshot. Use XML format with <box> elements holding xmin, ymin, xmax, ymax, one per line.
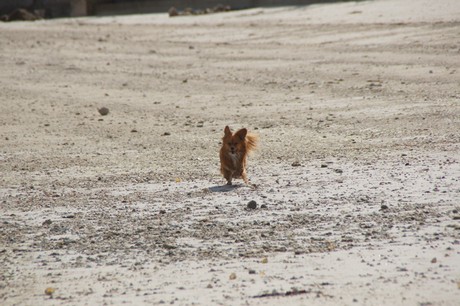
<box><xmin>219</xmin><ymin>126</ymin><xmax>258</xmax><ymax>185</ymax></box>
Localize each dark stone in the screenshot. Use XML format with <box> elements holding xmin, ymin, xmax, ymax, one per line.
<box><xmin>98</xmin><ymin>107</ymin><xmax>109</xmax><ymax>116</ymax></box>
<box><xmin>247</xmin><ymin>200</ymin><xmax>257</xmax><ymax>209</ymax></box>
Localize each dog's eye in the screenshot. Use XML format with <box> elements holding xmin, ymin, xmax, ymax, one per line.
<box><xmin>228</xmin><ymin>142</ymin><xmax>232</xmax><ymax>146</ymax></box>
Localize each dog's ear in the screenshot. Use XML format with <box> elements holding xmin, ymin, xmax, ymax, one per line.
<box><xmin>235</xmin><ymin>128</ymin><xmax>247</xmax><ymax>140</ymax></box>
<box><xmin>224</xmin><ymin>126</ymin><xmax>232</xmax><ymax>136</ymax></box>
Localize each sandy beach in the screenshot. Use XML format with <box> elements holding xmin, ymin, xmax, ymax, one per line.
<box><xmin>1</xmin><ymin>0</ymin><xmax>459</xmax><ymax>305</ymax></box>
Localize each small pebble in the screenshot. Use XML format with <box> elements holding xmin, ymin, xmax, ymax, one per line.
<box><xmin>247</xmin><ymin>200</ymin><xmax>257</xmax><ymax>209</ymax></box>
<box><xmin>229</xmin><ymin>272</ymin><xmax>236</xmax><ymax>280</ymax></box>
<box><xmin>98</xmin><ymin>107</ymin><xmax>109</xmax><ymax>116</ymax></box>
<box><xmin>44</xmin><ymin>287</ymin><xmax>55</xmax><ymax>296</ymax></box>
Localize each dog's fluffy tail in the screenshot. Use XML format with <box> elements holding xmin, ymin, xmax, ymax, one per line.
<box><xmin>246</xmin><ymin>133</ymin><xmax>258</xmax><ymax>154</ymax></box>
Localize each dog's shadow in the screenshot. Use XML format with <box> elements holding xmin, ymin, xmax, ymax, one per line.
<box><xmin>208</xmin><ymin>184</ymin><xmax>240</xmax><ymax>193</ymax></box>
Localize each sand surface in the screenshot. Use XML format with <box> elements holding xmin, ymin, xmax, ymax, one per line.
<box><xmin>1</xmin><ymin>0</ymin><xmax>459</xmax><ymax>305</ymax></box>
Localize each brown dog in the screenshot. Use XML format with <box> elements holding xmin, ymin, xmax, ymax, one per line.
<box><xmin>219</xmin><ymin>126</ymin><xmax>258</xmax><ymax>185</ymax></box>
